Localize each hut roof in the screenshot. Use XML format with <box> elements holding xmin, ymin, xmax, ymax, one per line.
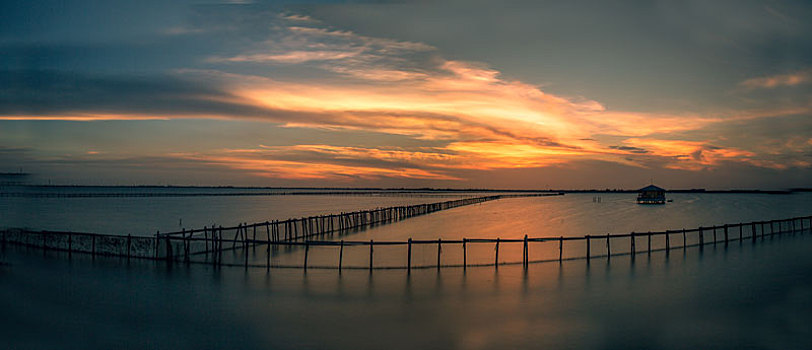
<box><xmin>637</xmin><ymin>184</ymin><xmax>666</xmax><ymax>192</ymax></box>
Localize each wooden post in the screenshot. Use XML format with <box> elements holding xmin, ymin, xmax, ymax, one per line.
<box><xmin>218</xmin><ymin>226</ymin><xmax>223</xmax><ymax>266</ymax></box>
<box><xmin>750</xmin><ymin>222</ymin><xmax>756</xmax><ymax>242</ymax></box>
<box><xmin>761</xmin><ymin>222</ymin><xmax>765</xmax><ymax>239</ymax></box>
<box><xmin>522</xmin><ymin>235</ymin><xmax>528</xmax><ymax>268</ymax></box>
<box><xmin>665</xmin><ymin>231</ymin><xmax>670</xmax><ymax>251</ymax></box>
<box><xmin>303</xmin><ymin>240</ymin><xmax>309</xmax><ymax>271</ymax></box>
<box><xmin>165</xmin><ymin>232</ymin><xmax>173</xmax><ymax>262</ymax></box>
<box><xmin>739</xmin><ymin>223</ymin><xmax>743</xmax><ymax>241</ymax></box>
<box><xmin>266</xmin><ymin>240</ymin><xmax>271</xmax><ymax>269</ymax></box>
<box><xmin>724</xmin><ymin>225</ymin><xmax>729</xmax><ymax>244</ymax></box>
<box><xmin>407</xmin><ymin>238</ymin><xmax>412</xmax><ymax>274</ymax></box>
<box><xmin>438</xmin><ymin>238</ymin><xmax>443</xmax><ymax>269</ymax></box>
<box><xmin>244</xmin><ymin>235</ymin><xmax>249</xmax><ymax>268</ymax></box>
<box><xmin>369</xmin><ymin>240</ymin><xmax>374</xmax><ymax>272</ymax></box>
<box><xmin>184</xmin><ymin>230</ymin><xmax>190</xmax><ymax>263</ymax></box>
<box><xmin>631</xmin><ymin>232</ymin><xmax>635</xmax><ymax>255</ymax></box>
<box><xmin>606</xmin><ymin>234</ymin><xmax>610</xmax><ymax>259</ymax></box>
<box><xmin>338</xmin><ymin>240</ymin><xmax>344</xmax><ymax>271</ymax></box>
<box><xmin>699</xmin><ymin>227</ymin><xmax>704</xmax><ymax>246</ymax></box>
<box><xmin>463</xmin><ymin>238</ymin><xmax>467</xmax><ymax>270</ymax></box>
<box><xmin>559</xmin><ymin>236</ymin><xmax>563</xmax><ymax>262</ymax></box>
<box><xmin>712</xmin><ymin>226</ymin><xmax>717</xmax><ymax>244</ymax></box>
<box><xmin>647</xmin><ymin>232</ymin><xmax>651</xmax><ymax>254</ymax></box>
<box><xmin>682</xmin><ymin>228</ymin><xmax>686</xmax><ymax>248</ymax></box>
<box><xmin>586</xmin><ymin>235</ymin><xmax>590</xmax><ymax>260</ymax></box>
<box><xmin>127</xmin><ymin>234</ymin><xmax>131</xmax><ymax>258</ymax></box>
<box><xmin>494</xmin><ymin>238</ymin><xmax>499</xmax><ymax>267</ymax></box>
<box><xmin>232</xmin><ymin>224</ymin><xmax>240</xmax><ymax>248</ymax></box>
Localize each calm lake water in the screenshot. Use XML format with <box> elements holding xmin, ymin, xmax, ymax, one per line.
<box><xmin>1</xmin><ymin>188</ymin><xmax>811</xmax><ymax>349</ymax></box>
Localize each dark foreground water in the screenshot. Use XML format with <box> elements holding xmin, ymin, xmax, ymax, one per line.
<box><xmin>1</xmin><ymin>190</ymin><xmax>811</xmax><ymax>349</ymax></box>
<box><xmin>2</xmin><ymin>232</ymin><xmax>812</xmax><ymax>350</ymax></box>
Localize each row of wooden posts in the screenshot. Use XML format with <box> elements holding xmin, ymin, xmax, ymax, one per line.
<box><xmin>2</xmin><ymin>211</ymin><xmax>809</xmax><ymax>271</ymax></box>
<box><xmin>0</xmin><ymin>229</ymin><xmax>150</xmax><ymax>259</ymax></box>
<box><xmin>150</xmin><ymin>215</ymin><xmax>812</xmax><ymax>271</ymax></box>
<box><xmin>160</xmin><ymin>193</ymin><xmax>563</xmax><ymax>245</ymax></box>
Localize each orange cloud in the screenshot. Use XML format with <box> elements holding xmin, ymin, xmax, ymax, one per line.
<box><xmin>621</xmin><ymin>138</ymin><xmax>758</xmax><ymax>170</ymax></box>
<box><xmin>173</xmin><ymin>149</ymin><xmax>460</xmax><ymax>181</ymax></box>
<box><xmin>739</xmin><ymin>69</ymin><xmax>812</xmax><ymax>90</ymax></box>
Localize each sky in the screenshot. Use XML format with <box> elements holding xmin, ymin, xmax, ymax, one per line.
<box><xmin>1</xmin><ymin>0</ymin><xmax>811</xmax><ymax>189</ymax></box>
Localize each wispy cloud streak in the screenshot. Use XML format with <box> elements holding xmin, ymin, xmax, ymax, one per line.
<box><xmin>739</xmin><ymin>69</ymin><xmax>812</xmax><ymax>90</ymax></box>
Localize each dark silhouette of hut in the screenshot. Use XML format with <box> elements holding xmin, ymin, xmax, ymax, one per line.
<box><xmin>637</xmin><ymin>184</ymin><xmax>666</xmax><ymax>204</ymax></box>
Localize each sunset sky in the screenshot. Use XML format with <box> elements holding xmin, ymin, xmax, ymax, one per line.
<box><xmin>1</xmin><ymin>0</ymin><xmax>811</xmax><ymax>189</ymax></box>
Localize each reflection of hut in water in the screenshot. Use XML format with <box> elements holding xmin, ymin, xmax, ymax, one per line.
<box><xmin>637</xmin><ymin>184</ymin><xmax>666</xmax><ymax>204</ymax></box>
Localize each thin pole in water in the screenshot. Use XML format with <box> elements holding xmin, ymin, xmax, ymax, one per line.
<box><xmin>739</xmin><ymin>223</ymin><xmax>743</xmax><ymax>241</ymax></box>
<box><xmin>463</xmin><ymin>238</ymin><xmax>467</xmax><ymax>271</ymax></box>
<box><xmin>338</xmin><ymin>240</ymin><xmax>344</xmax><ymax>272</ymax></box>
<box><xmin>631</xmin><ymin>232</ymin><xmax>636</xmax><ymax>255</ymax></box>
<box><xmin>303</xmin><ymin>240</ymin><xmax>309</xmax><ymax>272</ymax></box>
<box><xmin>494</xmin><ymin>238</ymin><xmax>499</xmax><ymax>267</ymax></box>
<box><xmin>437</xmin><ymin>238</ymin><xmax>442</xmax><ymax>270</ymax></box>
<box><xmin>699</xmin><ymin>227</ymin><xmax>704</xmax><ymax>247</ymax></box>
<box><xmin>407</xmin><ymin>238</ymin><xmax>412</xmax><ymax>274</ymax></box>
<box><xmin>369</xmin><ymin>240</ymin><xmax>374</xmax><ymax>272</ymax></box>
<box><xmin>752</xmin><ymin>223</ymin><xmax>757</xmax><ymax>243</ymax></box>
<box><xmin>606</xmin><ymin>234</ymin><xmax>610</xmax><ymax>259</ymax></box>
<box><xmin>682</xmin><ymin>228</ymin><xmax>686</xmax><ymax>249</ymax></box>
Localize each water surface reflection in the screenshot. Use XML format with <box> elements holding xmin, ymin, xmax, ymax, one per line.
<box><xmin>2</xmin><ymin>232</ymin><xmax>811</xmax><ymax>349</ymax></box>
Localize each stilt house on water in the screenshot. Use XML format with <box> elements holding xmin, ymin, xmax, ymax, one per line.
<box><xmin>637</xmin><ymin>184</ymin><xmax>666</xmax><ymax>204</ymax></box>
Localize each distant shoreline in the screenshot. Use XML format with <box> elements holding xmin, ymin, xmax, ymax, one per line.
<box><xmin>0</xmin><ymin>184</ymin><xmax>809</xmax><ymax>196</ymax></box>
